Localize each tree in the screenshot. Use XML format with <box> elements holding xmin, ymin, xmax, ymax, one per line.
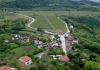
<box><xmin>50</xmin><ymin>60</ymin><xmax>58</xmax><ymax>66</ymax></box>
<box><xmin>37</xmin><ymin>63</ymin><xmax>46</xmax><ymax>70</ymax></box>
<box><xmin>8</xmin><ymin>58</ymin><xmax>20</xmax><ymax>69</ymax></box>
<box><xmin>30</xmin><ymin>67</ymin><xmax>38</xmax><ymax>70</ymax></box>
<box><xmin>37</xmin><ymin>28</ymin><xmax>44</xmax><ymax>33</ymax></box>
<box><xmin>84</xmin><ymin>61</ymin><xmax>100</xmax><ymax>70</ymax></box>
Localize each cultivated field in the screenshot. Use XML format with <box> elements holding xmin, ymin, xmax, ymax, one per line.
<box><xmin>17</xmin><ymin>11</ymin><xmax>67</xmax><ymax>31</ymax></box>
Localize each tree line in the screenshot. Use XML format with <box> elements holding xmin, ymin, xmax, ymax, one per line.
<box><xmin>0</xmin><ymin>0</ymin><xmax>100</xmax><ymax>11</ymax></box>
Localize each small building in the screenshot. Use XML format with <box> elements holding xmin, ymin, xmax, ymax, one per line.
<box><xmin>72</xmin><ymin>39</ymin><xmax>79</xmax><ymax>44</ymax></box>
<box><xmin>4</xmin><ymin>39</ymin><xmax>9</xmax><ymax>43</ymax></box>
<box><xmin>67</xmin><ymin>35</ymin><xmax>74</xmax><ymax>41</ymax></box>
<box><xmin>70</xmin><ymin>25</ymin><xmax>73</xmax><ymax>29</ymax></box>
<box><xmin>34</xmin><ymin>40</ymin><xmax>43</xmax><ymax>45</ymax></box>
<box><xmin>59</xmin><ymin>56</ymin><xmax>70</xmax><ymax>62</ymax></box>
<box><xmin>19</xmin><ymin>56</ymin><xmax>32</xmax><ymax>67</ymax></box>
<box><xmin>51</xmin><ymin>35</ymin><xmax>55</xmax><ymax>39</ymax></box>
<box><xmin>66</xmin><ymin>40</ymin><xmax>72</xmax><ymax>51</ymax></box>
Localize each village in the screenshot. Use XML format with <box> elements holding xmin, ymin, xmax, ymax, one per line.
<box><xmin>0</xmin><ymin>24</ymin><xmax>79</xmax><ymax>70</ymax></box>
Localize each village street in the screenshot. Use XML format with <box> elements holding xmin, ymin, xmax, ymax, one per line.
<box><xmin>59</xmin><ymin>35</ymin><xmax>67</xmax><ymax>54</ymax></box>
<box><xmin>59</xmin><ymin>21</ymin><xmax>70</xmax><ymax>55</ymax></box>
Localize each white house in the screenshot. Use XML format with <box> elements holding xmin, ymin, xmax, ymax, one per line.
<box><xmin>19</xmin><ymin>56</ymin><xmax>32</xmax><ymax>67</ymax></box>
<box><xmin>70</xmin><ymin>25</ymin><xmax>73</xmax><ymax>29</ymax></box>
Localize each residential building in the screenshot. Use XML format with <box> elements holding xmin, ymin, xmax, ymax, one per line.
<box><xmin>19</xmin><ymin>56</ymin><xmax>32</xmax><ymax>67</ymax></box>
<box><xmin>59</xmin><ymin>56</ymin><xmax>70</xmax><ymax>62</ymax></box>
<box><xmin>66</xmin><ymin>40</ymin><xmax>72</xmax><ymax>51</ymax></box>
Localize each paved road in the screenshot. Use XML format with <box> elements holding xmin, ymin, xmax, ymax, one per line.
<box><xmin>59</xmin><ymin>34</ymin><xmax>67</xmax><ymax>54</ymax></box>
<box><xmin>58</xmin><ymin>21</ymin><xmax>70</xmax><ymax>55</ymax></box>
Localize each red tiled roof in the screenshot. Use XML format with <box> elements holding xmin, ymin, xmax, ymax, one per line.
<box><xmin>19</xmin><ymin>62</ymin><xmax>26</xmax><ymax>67</ymax></box>
<box><xmin>20</xmin><ymin>56</ymin><xmax>31</xmax><ymax>62</ymax></box>
<box><xmin>59</xmin><ymin>56</ymin><xmax>69</xmax><ymax>61</ymax></box>
<box><xmin>0</xmin><ymin>66</ymin><xmax>11</xmax><ymax>70</ymax></box>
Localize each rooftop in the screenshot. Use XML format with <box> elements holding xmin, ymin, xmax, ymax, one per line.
<box><xmin>20</xmin><ymin>56</ymin><xmax>31</xmax><ymax>62</ymax></box>
<box><xmin>0</xmin><ymin>66</ymin><xmax>11</xmax><ymax>70</ymax></box>
<box><xmin>59</xmin><ymin>56</ymin><xmax>69</xmax><ymax>61</ymax></box>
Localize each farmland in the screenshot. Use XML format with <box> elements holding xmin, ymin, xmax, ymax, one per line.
<box><xmin>17</xmin><ymin>11</ymin><xmax>67</xmax><ymax>31</ymax></box>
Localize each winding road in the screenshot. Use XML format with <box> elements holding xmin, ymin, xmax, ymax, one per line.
<box><xmin>9</xmin><ymin>12</ymin><xmax>70</xmax><ymax>55</ymax></box>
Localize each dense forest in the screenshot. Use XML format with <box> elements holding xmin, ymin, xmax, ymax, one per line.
<box><xmin>1</xmin><ymin>0</ymin><xmax>100</xmax><ymax>11</ymax></box>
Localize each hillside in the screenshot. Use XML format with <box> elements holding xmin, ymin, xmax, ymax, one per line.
<box><xmin>0</xmin><ymin>0</ymin><xmax>100</xmax><ymax>11</ymax></box>
<box><xmin>1</xmin><ymin>0</ymin><xmax>100</xmax><ymax>70</ymax></box>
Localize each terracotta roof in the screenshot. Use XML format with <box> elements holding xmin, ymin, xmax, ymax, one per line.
<box><xmin>19</xmin><ymin>62</ymin><xmax>26</xmax><ymax>67</ymax></box>
<box><xmin>20</xmin><ymin>56</ymin><xmax>31</xmax><ymax>62</ymax></box>
<box><xmin>0</xmin><ymin>66</ymin><xmax>11</xmax><ymax>70</ymax></box>
<box><xmin>59</xmin><ymin>56</ymin><xmax>69</xmax><ymax>61</ymax></box>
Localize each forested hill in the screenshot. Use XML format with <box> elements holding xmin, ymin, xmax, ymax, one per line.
<box><xmin>1</xmin><ymin>0</ymin><xmax>100</xmax><ymax>11</ymax></box>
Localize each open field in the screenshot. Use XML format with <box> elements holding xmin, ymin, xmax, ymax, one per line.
<box><xmin>17</xmin><ymin>11</ymin><xmax>67</xmax><ymax>31</ymax></box>
<box><xmin>11</xmin><ymin>46</ymin><xmax>36</xmax><ymax>55</ymax></box>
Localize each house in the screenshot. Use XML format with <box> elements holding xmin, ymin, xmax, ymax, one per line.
<box><xmin>70</xmin><ymin>25</ymin><xmax>73</xmax><ymax>29</ymax></box>
<box><xmin>0</xmin><ymin>66</ymin><xmax>17</xmax><ymax>70</ymax></box>
<box><xmin>51</xmin><ymin>35</ymin><xmax>55</xmax><ymax>39</ymax></box>
<box><xmin>72</xmin><ymin>39</ymin><xmax>79</xmax><ymax>44</ymax></box>
<box><xmin>34</xmin><ymin>40</ymin><xmax>43</xmax><ymax>45</ymax></box>
<box><xmin>66</xmin><ymin>40</ymin><xmax>72</xmax><ymax>51</ymax></box>
<box><xmin>4</xmin><ymin>39</ymin><xmax>9</xmax><ymax>43</ymax></box>
<box><xmin>59</xmin><ymin>56</ymin><xmax>70</xmax><ymax>62</ymax></box>
<box><xmin>45</xmin><ymin>46</ymin><xmax>51</xmax><ymax>51</ymax></box>
<box><xmin>49</xmin><ymin>55</ymin><xmax>62</xmax><ymax>59</ymax></box>
<box><xmin>67</xmin><ymin>35</ymin><xmax>74</xmax><ymax>41</ymax></box>
<box><xmin>19</xmin><ymin>56</ymin><xmax>32</xmax><ymax>67</ymax></box>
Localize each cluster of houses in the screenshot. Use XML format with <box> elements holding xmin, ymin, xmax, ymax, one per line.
<box><xmin>12</xmin><ymin>34</ymin><xmax>30</xmax><ymax>43</ymax></box>
<box><xmin>57</xmin><ymin>29</ymin><xmax>79</xmax><ymax>52</ymax></box>
<box><xmin>1</xmin><ymin>28</ymin><xmax>79</xmax><ymax>70</ymax></box>
<box><xmin>34</xmin><ymin>39</ymin><xmax>62</xmax><ymax>50</ymax></box>
<box><xmin>0</xmin><ymin>55</ymin><xmax>70</xmax><ymax>70</ymax></box>
<box><xmin>4</xmin><ymin>34</ymin><xmax>30</xmax><ymax>43</ymax></box>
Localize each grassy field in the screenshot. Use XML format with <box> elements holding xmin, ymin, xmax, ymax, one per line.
<box><xmin>17</xmin><ymin>11</ymin><xmax>100</xmax><ymax>32</ymax></box>
<box><xmin>11</xmin><ymin>46</ymin><xmax>36</xmax><ymax>55</ymax></box>
<box><xmin>54</xmin><ymin>11</ymin><xmax>100</xmax><ymax>16</ymax></box>
<box><xmin>17</xmin><ymin>11</ymin><xmax>67</xmax><ymax>31</ymax></box>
